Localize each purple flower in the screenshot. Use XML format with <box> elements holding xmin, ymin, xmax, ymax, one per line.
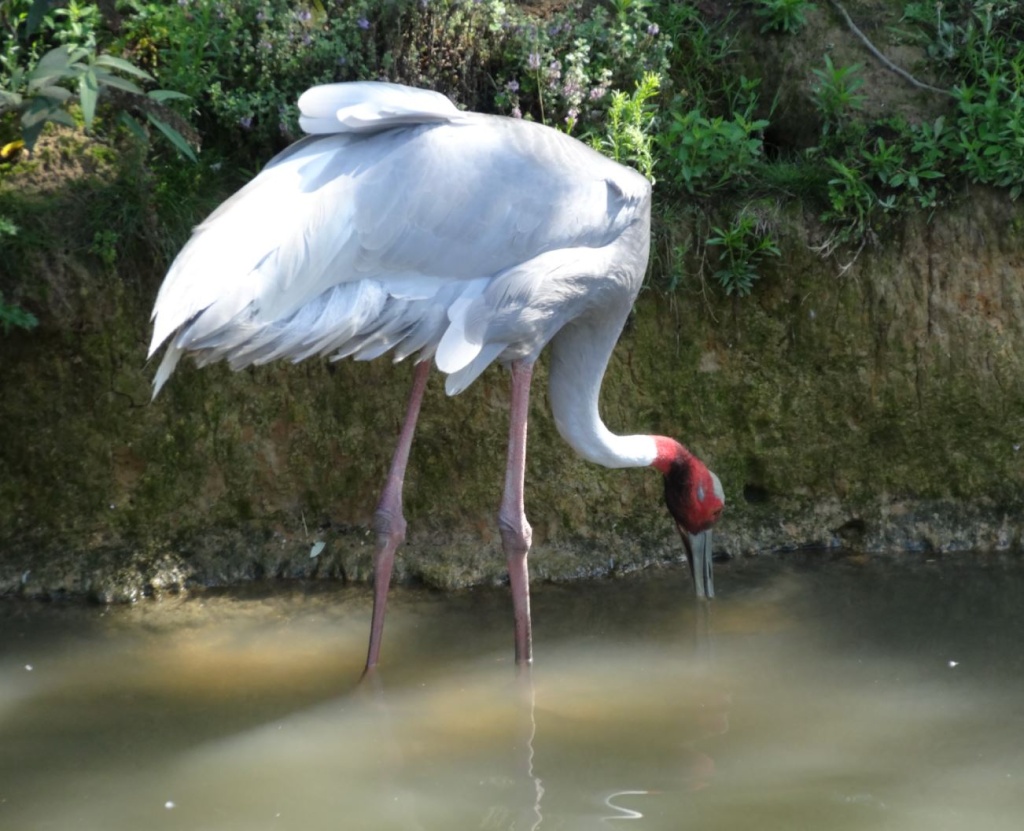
<box><xmin>297</xmin><ymin>9</ymin><xmax>311</xmax><ymax>22</ymax></box>
<box><xmin>506</xmin><ymin>79</ymin><xmax>520</xmax><ymax>93</ymax></box>
<box><xmin>511</xmin><ymin>106</ymin><xmax>522</xmax><ymax>119</ymax></box>
<box><xmin>239</xmin><ymin>116</ymin><xmax>253</xmax><ymax>130</ymax></box>
<box><xmin>546</xmin><ymin>60</ymin><xmax>561</xmax><ymax>88</ymax></box>
<box><xmin>647</xmin><ymin>23</ymin><xmax>659</xmax><ymax>36</ymax></box>
<box><xmin>527</xmin><ymin>52</ymin><xmax>541</xmax><ymax>71</ymax></box>
<box><xmin>357</xmin><ymin>16</ymin><xmax>370</xmax><ymax>29</ymax></box>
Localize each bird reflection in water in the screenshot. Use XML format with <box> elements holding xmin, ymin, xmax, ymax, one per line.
<box><xmin>596</xmin><ymin>604</ymin><xmax>730</xmax><ymax>824</ymax></box>
<box><xmin>356</xmin><ymin>606</ymin><xmax>730</xmax><ymax>830</ymax></box>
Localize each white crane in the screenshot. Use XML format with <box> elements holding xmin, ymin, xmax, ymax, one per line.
<box><xmin>149</xmin><ymin>82</ymin><xmax>725</xmax><ymax>670</ymax></box>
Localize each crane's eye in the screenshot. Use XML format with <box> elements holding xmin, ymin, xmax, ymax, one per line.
<box><xmin>696</xmin><ymin>483</ymin><xmax>706</xmax><ymax>502</ymax></box>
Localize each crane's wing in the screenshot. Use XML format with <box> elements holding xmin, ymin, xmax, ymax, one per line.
<box><xmin>149</xmin><ymin>82</ymin><xmax>650</xmax><ymax>396</ymax></box>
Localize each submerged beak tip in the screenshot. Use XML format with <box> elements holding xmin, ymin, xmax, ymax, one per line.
<box><xmin>680</xmin><ymin>526</ymin><xmax>715</xmax><ymax>600</ymax></box>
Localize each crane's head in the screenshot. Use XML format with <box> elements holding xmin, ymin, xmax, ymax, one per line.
<box><xmin>653</xmin><ymin>437</ymin><xmax>725</xmax><ymax>599</ymax></box>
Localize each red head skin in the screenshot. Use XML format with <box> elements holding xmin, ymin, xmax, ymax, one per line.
<box><xmin>652</xmin><ymin>436</ymin><xmax>724</xmax><ymax>534</ymax></box>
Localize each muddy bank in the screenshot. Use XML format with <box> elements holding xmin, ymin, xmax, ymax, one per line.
<box><xmin>2</xmin><ymin>185</ymin><xmax>1023</xmax><ymax>601</ymax></box>
<box><xmin>3</xmin><ymin>0</ymin><xmax>1024</xmax><ymax>601</ymax></box>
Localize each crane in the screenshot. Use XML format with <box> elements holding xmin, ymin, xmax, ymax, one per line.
<box><xmin>148</xmin><ymin>82</ymin><xmax>725</xmax><ymax>670</ymax></box>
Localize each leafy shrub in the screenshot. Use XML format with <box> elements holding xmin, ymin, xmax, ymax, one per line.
<box><xmin>810</xmin><ymin>54</ymin><xmax>866</xmax><ymax>143</ymax></box>
<box><xmin>0</xmin><ymin>0</ymin><xmax>194</xmax><ymax>158</ymax></box>
<box><xmin>804</xmin><ymin>0</ymin><xmax>1024</xmax><ymax>246</ymax></box>
<box><xmin>913</xmin><ymin>1</ymin><xmax>1024</xmax><ymax>196</ymax></box>
<box><xmin>706</xmin><ymin>209</ymin><xmax>780</xmax><ymax>296</ymax></box>
<box><xmin>659</xmin><ymin>76</ymin><xmax>769</xmax><ymax>196</ymax></box>
<box><xmin>0</xmin><ymin>215</ymin><xmax>36</xmax><ymax>334</ymax></box>
<box><xmin>588</xmin><ymin>71</ymin><xmax>660</xmax><ymax>180</ymax></box>
<box><xmin>0</xmin><ymin>291</ymin><xmax>37</xmax><ymax>333</ymax></box>
<box><xmin>495</xmin><ymin>0</ymin><xmax>670</xmax><ymax>132</ymax></box>
<box><xmin>117</xmin><ymin>0</ymin><xmax>667</xmax><ymax>161</ymax></box>
<box><xmin>754</xmin><ymin>0</ymin><xmax>816</xmax><ymax>35</ymax></box>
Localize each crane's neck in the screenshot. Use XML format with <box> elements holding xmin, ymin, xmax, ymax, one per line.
<box><xmin>547</xmin><ymin>311</ymin><xmax>663</xmax><ymax>470</ymax></box>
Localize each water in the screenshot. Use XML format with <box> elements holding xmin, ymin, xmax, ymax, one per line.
<box><xmin>2</xmin><ymin>553</ymin><xmax>1024</xmax><ymax>830</ymax></box>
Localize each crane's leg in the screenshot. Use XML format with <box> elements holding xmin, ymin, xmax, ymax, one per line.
<box><xmin>499</xmin><ymin>361</ymin><xmax>535</xmax><ymax>665</ymax></box>
<box><xmin>365</xmin><ymin>360</ymin><xmax>431</xmax><ymax>672</ymax></box>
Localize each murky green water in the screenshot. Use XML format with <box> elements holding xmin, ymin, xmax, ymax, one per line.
<box><xmin>2</xmin><ymin>553</ymin><xmax>1023</xmax><ymax>830</ymax></box>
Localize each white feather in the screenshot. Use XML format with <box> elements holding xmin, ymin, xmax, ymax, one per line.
<box><xmin>297</xmin><ymin>82</ymin><xmax>459</xmax><ymax>134</ymax></box>
<box><xmin>434</xmin><ymin>279</ymin><xmax>489</xmax><ymax>374</ymax></box>
<box><xmin>149</xmin><ymin>81</ymin><xmax>654</xmax><ymax>464</ymax></box>
<box><xmin>445</xmin><ymin>342</ymin><xmax>506</xmax><ymax>396</ymax></box>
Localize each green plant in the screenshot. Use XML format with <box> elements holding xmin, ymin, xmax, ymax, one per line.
<box><xmin>49</xmin><ymin>0</ymin><xmax>102</xmax><ymax>48</ymax></box>
<box><xmin>0</xmin><ymin>1</ymin><xmax>195</xmax><ymax>159</ymax></box>
<box><xmin>497</xmin><ymin>0</ymin><xmax>670</xmax><ymax>132</ymax></box>
<box><xmin>660</xmin><ymin>78</ymin><xmax>769</xmax><ymax>195</ymax></box>
<box><xmin>0</xmin><ymin>213</ymin><xmax>36</xmax><ymax>334</ymax></box>
<box><xmin>894</xmin><ymin>1</ymin><xmax>1024</xmax><ymax>197</ymax></box>
<box><xmin>705</xmin><ymin>210</ymin><xmax>780</xmax><ymax>296</ymax></box>
<box><xmin>0</xmin><ymin>290</ymin><xmax>37</xmax><ymax>333</ymax></box>
<box><xmin>665</xmin><ymin>241</ymin><xmax>690</xmax><ymax>293</ymax></box>
<box><xmin>863</xmin><ymin>126</ymin><xmax>946</xmax><ymax>205</ymax></box>
<box><xmin>649</xmin><ymin>0</ymin><xmax>738</xmax><ymax>112</ymax></box>
<box><xmin>1</xmin><ymin>43</ymin><xmax>193</xmax><ymax>158</ymax></box>
<box><xmin>754</xmin><ymin>0</ymin><xmax>816</xmax><ymax>35</ymax></box>
<box><xmin>588</xmin><ymin>71</ymin><xmax>661</xmax><ymax>180</ymax></box>
<box><xmin>798</xmin><ymin>1</ymin><xmax>1024</xmax><ymax>248</ymax></box>
<box><xmin>900</xmin><ymin>1</ymin><xmax>1023</xmax><ymax>68</ymax></box>
<box><xmin>953</xmin><ymin>70</ymin><xmax>1024</xmax><ymax>198</ymax></box>
<box><xmin>811</xmin><ymin>55</ymin><xmax>865</xmax><ymax>138</ymax></box>
<box><xmin>90</xmin><ymin>228</ymin><xmax>119</xmax><ymax>267</ymax></box>
<box><xmin>820</xmin><ymin>156</ymin><xmax>881</xmax><ymax>241</ymax></box>
<box><xmin>121</xmin><ymin>0</ymin><xmax>515</xmax><ymax>160</ymax></box>
<box><xmin>805</xmin><ymin>115</ymin><xmax>952</xmax><ymax>244</ymax></box>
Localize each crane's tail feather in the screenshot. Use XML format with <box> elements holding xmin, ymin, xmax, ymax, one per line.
<box><xmin>391</xmin><ymin>304</ymin><xmax>448</xmax><ymax>363</ymax></box>
<box><xmin>298</xmin><ymin>82</ymin><xmax>460</xmax><ymax>135</ymax></box>
<box><xmin>152</xmin><ymin>344</ymin><xmax>184</xmax><ymax>399</ymax></box>
<box><xmin>445</xmin><ymin>342</ymin><xmax>506</xmax><ymax>396</ymax></box>
<box><xmin>150</xmin><ymin>277</ymin><xmax>478</xmax><ymax>394</ymax></box>
<box><xmin>434</xmin><ymin>279</ymin><xmax>490</xmax><ymax>374</ymax></box>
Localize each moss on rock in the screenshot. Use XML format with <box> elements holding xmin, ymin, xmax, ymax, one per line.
<box><xmin>3</xmin><ymin>183</ymin><xmax>1024</xmax><ymax>601</ymax></box>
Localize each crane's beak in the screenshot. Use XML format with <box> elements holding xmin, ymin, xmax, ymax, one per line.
<box><xmin>679</xmin><ymin>526</ymin><xmax>714</xmax><ymax>600</ymax></box>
